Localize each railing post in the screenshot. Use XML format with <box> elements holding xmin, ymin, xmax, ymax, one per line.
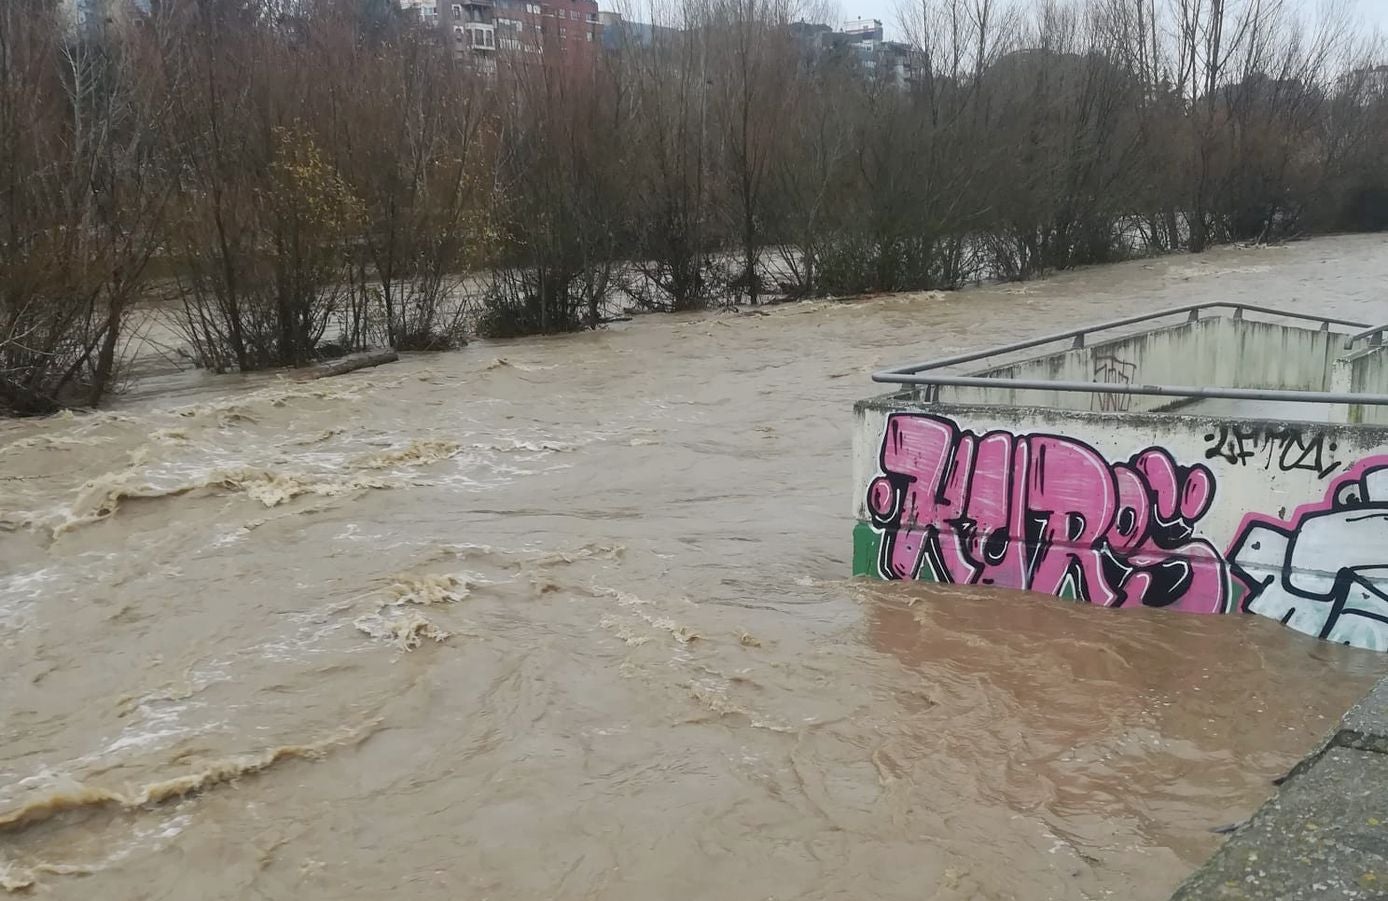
<box><xmin>1188</xmin><ymin>309</ymin><xmax>1200</xmax><ymax>322</ymax></box>
<box><xmin>915</xmin><ymin>384</ymin><xmax>940</xmax><ymax>404</ymax></box>
<box><xmin>1330</xmin><ymin>357</ymin><xmax>1359</xmax><ymax>425</ymax></box>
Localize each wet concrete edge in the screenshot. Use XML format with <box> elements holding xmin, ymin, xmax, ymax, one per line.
<box><xmin>1170</xmin><ymin>677</ymin><xmax>1388</xmax><ymax>900</ymax></box>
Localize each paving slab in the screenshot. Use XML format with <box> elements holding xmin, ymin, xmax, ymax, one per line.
<box><xmin>1172</xmin><ymin>676</ymin><xmax>1388</xmax><ymax>900</ymax></box>
<box><xmin>1341</xmin><ymin>679</ymin><xmax>1388</xmax><ymax>753</ymax></box>
<box><xmin>1171</xmin><ymin>746</ymin><xmax>1388</xmax><ymax>900</ymax></box>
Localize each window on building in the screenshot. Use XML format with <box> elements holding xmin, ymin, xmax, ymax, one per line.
<box><xmin>525</xmin><ymin>2</ymin><xmax>540</xmax><ymax>12</ymax></box>
<box><xmin>586</xmin><ymin>12</ymin><xmax>597</xmax><ymax>21</ymax></box>
<box><xmin>586</xmin><ymin>30</ymin><xmax>592</xmax><ymax>40</ymax></box>
<box><xmin>451</xmin><ymin>3</ymin><xmax>462</xmax><ymax>17</ymax></box>
<box><xmin>559</xmin><ymin>26</ymin><xmax>566</xmax><ymax>37</ymax></box>
<box><xmin>452</xmin><ymin>24</ymin><xmax>464</xmax><ymax>36</ymax></box>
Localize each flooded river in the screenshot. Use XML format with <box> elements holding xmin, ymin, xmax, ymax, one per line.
<box><xmin>2</xmin><ymin>235</ymin><xmax>1387</xmax><ymax>899</ymax></box>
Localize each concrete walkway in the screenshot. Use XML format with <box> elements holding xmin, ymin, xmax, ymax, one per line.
<box><xmin>1171</xmin><ymin>678</ymin><xmax>1388</xmax><ymax>900</ymax></box>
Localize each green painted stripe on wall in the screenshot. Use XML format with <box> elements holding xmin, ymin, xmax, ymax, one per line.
<box><xmin>853</xmin><ymin>521</ymin><xmax>882</xmax><ymax>578</ymax></box>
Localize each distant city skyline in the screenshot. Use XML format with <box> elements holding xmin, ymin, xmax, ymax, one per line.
<box><xmin>602</xmin><ymin>0</ymin><xmax>1388</xmax><ymax>46</ymax></box>
<box><xmin>827</xmin><ymin>0</ymin><xmax>1388</xmax><ymax>42</ymax></box>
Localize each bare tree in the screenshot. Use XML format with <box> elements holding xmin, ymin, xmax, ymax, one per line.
<box><xmin>609</xmin><ymin>0</ymin><xmax>730</xmax><ymax>311</ymax></box>
<box><xmin>0</xmin><ymin>0</ymin><xmax>170</xmax><ymax>413</ymax></box>
<box><xmin>479</xmin><ymin>44</ymin><xmax>626</xmax><ymax>336</ymax></box>
<box><xmin>703</xmin><ymin>0</ymin><xmax>803</xmax><ymax>303</ymax></box>
<box><xmin>3</xmin><ymin>0</ymin><xmax>1387</xmax><ymax>414</ymax></box>
<box><xmin>321</xmin><ymin>9</ymin><xmax>493</xmax><ymax>350</ymax></box>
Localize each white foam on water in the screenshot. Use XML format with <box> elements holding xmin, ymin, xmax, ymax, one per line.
<box><xmin>0</xmin><ymin>568</ymin><xmax>55</xmax><ymax>631</ymax></box>
<box><xmin>96</xmin><ymin>706</ymin><xmax>203</xmax><ymax>758</ymax></box>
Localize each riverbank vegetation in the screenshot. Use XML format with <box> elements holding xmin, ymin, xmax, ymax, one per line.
<box><xmin>1</xmin><ymin>0</ymin><xmax>1385</xmax><ymax>413</ymax></box>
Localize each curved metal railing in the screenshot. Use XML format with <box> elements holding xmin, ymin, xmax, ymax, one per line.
<box><xmin>872</xmin><ymin>301</ymin><xmax>1388</xmax><ymax>407</ymax></box>
<box><xmin>1343</xmin><ymin>321</ymin><xmax>1388</xmax><ymax>351</ymax></box>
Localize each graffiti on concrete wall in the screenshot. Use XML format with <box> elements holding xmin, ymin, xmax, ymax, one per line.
<box><xmin>1203</xmin><ymin>424</ymin><xmax>1343</xmax><ymax>479</ymax></box>
<box><xmin>865</xmin><ymin>413</ymin><xmax>1230</xmax><ymax>612</ymax></box>
<box><xmin>1092</xmin><ymin>355</ymin><xmax>1137</xmax><ymax>413</ymax></box>
<box><xmin>1229</xmin><ymin>458</ymin><xmax>1388</xmax><ymax>651</ymax></box>
<box><xmin>862</xmin><ymin>412</ymin><xmax>1388</xmax><ymax>650</ymax></box>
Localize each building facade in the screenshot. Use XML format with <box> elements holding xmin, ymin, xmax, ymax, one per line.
<box><xmin>399</xmin><ymin>0</ymin><xmax>440</xmax><ymax>28</ymax></box>
<box><xmin>792</xmin><ymin>17</ymin><xmax>918</xmax><ymax>89</ymax></box>
<box><xmin>840</xmin><ymin>18</ymin><xmax>882</xmax><ymax>42</ymax></box>
<box><xmin>56</xmin><ymin>0</ymin><xmax>149</xmax><ymax>37</ymax></box>
<box><xmin>1343</xmin><ymin>64</ymin><xmax>1388</xmax><ymax>100</ymax></box>
<box><xmin>430</xmin><ymin>0</ymin><xmax>602</xmax><ymax>72</ymax></box>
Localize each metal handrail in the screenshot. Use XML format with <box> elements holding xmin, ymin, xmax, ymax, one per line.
<box><xmin>877</xmin><ymin>302</ymin><xmax>1366</xmax><ymax>377</ymax></box>
<box><xmin>872</xmin><ymin>301</ymin><xmax>1388</xmax><ymax>407</ymax></box>
<box><xmin>1344</xmin><ymin>322</ymin><xmax>1388</xmax><ymax>351</ymax></box>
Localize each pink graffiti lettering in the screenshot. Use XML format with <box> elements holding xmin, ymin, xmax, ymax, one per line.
<box><xmin>866</xmin><ymin>414</ymin><xmax>1228</xmax><ymax>613</ymax></box>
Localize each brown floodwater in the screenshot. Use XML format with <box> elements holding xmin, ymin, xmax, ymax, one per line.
<box><xmin>2</xmin><ymin>236</ymin><xmax>1387</xmax><ymax>900</ymax></box>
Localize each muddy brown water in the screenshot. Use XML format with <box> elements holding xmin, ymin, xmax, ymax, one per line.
<box><xmin>2</xmin><ymin>237</ymin><xmax>1387</xmax><ymax>900</ymax></box>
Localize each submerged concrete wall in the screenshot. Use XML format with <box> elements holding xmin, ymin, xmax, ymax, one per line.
<box><xmin>853</xmin><ymin>398</ymin><xmax>1388</xmax><ymax>650</ymax></box>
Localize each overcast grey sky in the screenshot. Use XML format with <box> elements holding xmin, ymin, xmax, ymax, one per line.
<box><xmin>824</xmin><ymin>0</ymin><xmax>1388</xmax><ymax>42</ymax></box>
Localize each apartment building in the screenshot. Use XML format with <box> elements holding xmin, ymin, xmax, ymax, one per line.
<box><xmin>434</xmin><ymin>0</ymin><xmax>602</xmax><ymax>72</ymax></box>
<box><xmin>57</xmin><ymin>0</ymin><xmax>149</xmax><ymax>37</ymax></box>
<box><xmin>399</xmin><ymin>0</ymin><xmax>440</xmax><ymax>27</ymax></box>
<box><xmin>792</xmin><ymin>17</ymin><xmax>918</xmax><ymax>89</ymax></box>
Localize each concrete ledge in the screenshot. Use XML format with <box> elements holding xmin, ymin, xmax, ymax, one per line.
<box><xmin>1171</xmin><ymin>677</ymin><xmax>1388</xmax><ymax>900</ymax></box>
<box><xmin>1340</xmin><ymin>680</ymin><xmax>1388</xmax><ymax>755</ymax></box>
